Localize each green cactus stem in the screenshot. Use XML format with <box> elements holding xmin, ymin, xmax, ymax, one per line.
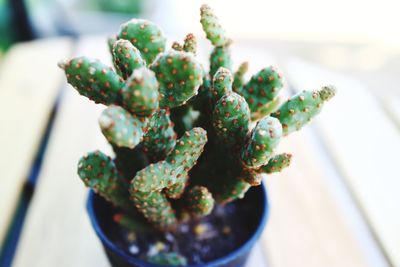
<box><xmin>209</xmin><ymin>44</ymin><xmax>232</xmax><ymax>78</ymax></box>
<box><xmin>144</xmin><ymin>127</ymin><xmax>207</xmax><ymax>201</ymax></box>
<box><xmin>271</xmin><ymin>85</ymin><xmax>336</xmax><ymax>136</ymax></box>
<box><xmin>77</xmin><ymin>150</ymin><xmax>130</xmax><ymax>209</ymax></box>
<box><xmin>99</xmin><ymin>105</ymin><xmax>147</xmax><ymax>149</ymax></box>
<box><xmin>238</xmin><ymin>66</ymin><xmax>284</xmax><ymax>114</ymax></box>
<box><xmin>112</xmin><ymin>39</ymin><xmax>146</xmax><ymax>80</ymax></box>
<box><xmin>239</xmin><ymin>168</ymin><xmax>263</xmax><ymax>186</ymax></box>
<box><xmin>183</xmin><ymin>33</ymin><xmax>197</xmax><ymax>55</ymax></box>
<box><xmin>214</xmin><ymin>175</ymin><xmax>251</xmax><ymax>204</ymax></box>
<box><xmin>200</xmin><ymin>4</ymin><xmax>231</xmax><ymax>47</ymax></box>
<box><xmin>233</xmin><ymin>62</ymin><xmax>249</xmax><ymax>92</ymax></box>
<box><xmin>186</xmin><ymin>186</ymin><xmax>215</xmax><ymax>216</ymax></box>
<box><xmin>107</xmin><ymin>35</ymin><xmax>117</xmax><ymax>54</ymax></box>
<box><xmin>211</xmin><ymin>67</ymin><xmax>233</xmax><ymax>103</ymax></box>
<box><xmin>147</xmin><ymin>252</ymin><xmax>187</xmax><ymax>266</ymax></box>
<box><xmin>150</xmin><ymin>50</ymin><xmax>203</xmax><ymax>108</ymax></box>
<box><xmin>122</xmin><ymin>67</ymin><xmax>159</xmax><ymax>116</ymax></box>
<box><xmin>260</xmin><ymin>153</ymin><xmax>292</xmax><ymax>174</ymax></box>
<box><xmin>251</xmin><ymin>96</ymin><xmax>281</xmax><ymax>120</ymax></box>
<box><xmin>164</xmin><ymin>175</ymin><xmax>188</xmax><ymax>199</ymax></box>
<box><xmin>117</xmin><ymin>19</ymin><xmax>166</xmax><ymax>64</ymax></box>
<box><xmin>131</xmin><ymin>128</ymin><xmax>207</xmax><ymax>229</ymax></box>
<box><xmin>241</xmin><ymin>116</ymin><xmax>282</xmax><ymax>168</ymax></box>
<box><xmin>130</xmin><ymin>190</ymin><xmax>177</xmax><ymax>230</ymax></box>
<box><xmin>58</xmin><ymin>57</ymin><xmax>124</xmax><ymax>105</ymax></box>
<box><xmin>141</xmin><ymin>109</ymin><xmax>177</xmax><ymax>162</ymax></box>
<box><xmin>165</xmin><ymin>127</ymin><xmax>207</xmax><ymax>172</ymax></box>
<box><xmin>132</xmin><ymin>161</ymin><xmax>179</xmax><ymax>192</ymax></box>
<box><xmin>213</xmin><ymin>92</ymin><xmax>250</xmax><ymax>147</ymax></box>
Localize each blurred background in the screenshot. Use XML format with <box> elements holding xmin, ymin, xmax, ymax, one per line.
<box><xmin>1</xmin><ymin>0</ymin><xmax>399</xmax><ymax>96</ymax></box>
<box><xmin>0</xmin><ymin>0</ymin><xmax>399</xmax><ymax>267</ymax></box>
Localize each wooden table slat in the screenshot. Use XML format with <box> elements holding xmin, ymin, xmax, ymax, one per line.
<box><xmin>382</xmin><ymin>95</ymin><xmax>400</xmax><ymax>129</ymax></box>
<box><xmin>0</xmin><ymin>38</ymin><xmax>73</xmax><ymax>246</ymax></box>
<box><xmin>286</xmin><ymin>58</ymin><xmax>400</xmax><ymax>267</ymax></box>
<box><xmin>12</xmin><ymin>36</ymin><xmax>113</xmax><ymax>267</ymax></box>
<box><xmin>261</xmin><ymin>131</ymin><xmax>375</xmax><ymax>267</ymax></box>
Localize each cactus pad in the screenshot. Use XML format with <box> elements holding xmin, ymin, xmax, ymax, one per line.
<box><xmin>99</xmin><ymin>105</ymin><xmax>146</xmax><ymax>149</ymax></box>
<box><xmin>130</xmin><ymin>190</ymin><xmax>177</xmax><ymax>230</ymax></box>
<box><xmin>122</xmin><ymin>67</ymin><xmax>159</xmax><ymax>116</ymax></box>
<box><xmin>214</xmin><ymin>176</ymin><xmax>251</xmax><ymax>204</ymax></box>
<box><xmin>131</xmin><ymin>128</ymin><xmax>207</xmax><ymax>229</ymax></box>
<box><xmin>118</xmin><ymin>19</ymin><xmax>166</xmax><ymax>64</ymax></box>
<box><xmin>112</xmin><ymin>39</ymin><xmax>146</xmax><ymax>79</ymax></box>
<box><xmin>271</xmin><ymin>85</ymin><xmax>336</xmax><ymax>136</ymax></box>
<box><xmin>77</xmin><ymin>150</ymin><xmax>130</xmax><ymax>208</ymax></box>
<box><xmin>187</xmin><ymin>186</ymin><xmax>215</xmax><ymax>216</ymax></box>
<box><xmin>251</xmin><ymin>96</ymin><xmax>281</xmax><ymax>120</ymax></box>
<box><xmin>141</xmin><ymin>109</ymin><xmax>177</xmax><ymax>161</ymax></box>
<box><xmin>239</xmin><ymin>168</ymin><xmax>263</xmax><ymax>186</ymax></box>
<box><xmin>59</xmin><ymin>57</ymin><xmax>124</xmax><ymax>105</ymax></box>
<box><xmin>164</xmin><ymin>175</ymin><xmax>188</xmax><ymax>199</ymax></box>
<box><xmin>132</xmin><ymin>161</ymin><xmax>179</xmax><ymax>192</ymax></box>
<box><xmin>183</xmin><ymin>33</ymin><xmax>197</xmax><ymax>55</ymax></box>
<box><xmin>233</xmin><ymin>62</ymin><xmax>249</xmax><ymax>92</ymax></box>
<box><xmin>107</xmin><ymin>36</ymin><xmax>117</xmax><ymax>54</ymax></box>
<box><xmin>200</xmin><ymin>4</ymin><xmax>230</xmax><ymax>47</ymax></box>
<box><xmin>239</xmin><ymin>66</ymin><xmax>284</xmax><ymax>114</ymax></box>
<box><xmin>166</xmin><ymin>127</ymin><xmax>207</xmax><ymax>172</ymax></box>
<box><xmin>209</xmin><ymin>45</ymin><xmax>232</xmax><ymax>77</ymax></box>
<box><xmin>150</xmin><ymin>50</ymin><xmax>203</xmax><ymax>108</ymax></box>
<box><xmin>211</xmin><ymin>67</ymin><xmax>233</xmax><ymax>102</ymax></box>
<box><xmin>241</xmin><ymin>116</ymin><xmax>282</xmax><ymax>168</ymax></box>
<box><xmin>213</xmin><ymin>92</ymin><xmax>250</xmax><ymax>146</ymax></box>
<box><xmin>171</xmin><ymin>41</ymin><xmax>183</xmax><ymax>51</ymax></box>
<box><xmin>260</xmin><ymin>153</ymin><xmax>292</xmax><ymax>174</ymax></box>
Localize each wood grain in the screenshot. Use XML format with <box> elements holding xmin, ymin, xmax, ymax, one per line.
<box><xmin>12</xmin><ymin>36</ymin><xmax>112</xmax><ymax>267</ymax></box>
<box><xmin>0</xmin><ymin>38</ymin><xmax>72</xmax><ymax>246</ymax></box>
<box><xmin>382</xmin><ymin>94</ymin><xmax>400</xmax><ymax>129</ymax></box>
<box><xmin>285</xmin><ymin>59</ymin><xmax>399</xmax><ymax>267</ymax></box>
<box><xmin>261</xmin><ymin>131</ymin><xmax>374</xmax><ymax>267</ymax></box>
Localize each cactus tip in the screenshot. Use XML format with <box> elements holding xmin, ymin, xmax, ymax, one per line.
<box><xmin>200</xmin><ymin>4</ymin><xmax>211</xmax><ymax>12</ymax></box>
<box><xmin>320</xmin><ymin>85</ymin><xmax>337</xmax><ymax>101</ymax></box>
<box><xmin>57</xmin><ymin>60</ymin><xmax>66</xmax><ymax>70</ymax></box>
<box><xmin>98</xmin><ymin>112</ymin><xmax>113</xmax><ymax>129</ymax></box>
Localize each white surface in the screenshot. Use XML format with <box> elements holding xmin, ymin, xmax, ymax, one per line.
<box><xmin>286</xmin><ymin>58</ymin><xmax>399</xmax><ymax>267</ymax></box>
<box><xmin>153</xmin><ymin>0</ymin><xmax>400</xmax><ymax>44</ymax></box>
<box><xmin>246</xmin><ymin>243</ymin><xmax>268</xmax><ymax>267</ymax></box>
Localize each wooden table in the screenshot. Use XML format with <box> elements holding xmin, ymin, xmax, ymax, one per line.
<box><xmin>0</xmin><ymin>36</ymin><xmax>398</xmax><ymax>267</ymax></box>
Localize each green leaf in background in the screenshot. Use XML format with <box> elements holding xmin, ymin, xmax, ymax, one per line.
<box><xmin>88</xmin><ymin>0</ymin><xmax>141</xmax><ymax>14</ymax></box>
<box><xmin>0</xmin><ymin>0</ymin><xmax>13</xmax><ymax>52</ymax></box>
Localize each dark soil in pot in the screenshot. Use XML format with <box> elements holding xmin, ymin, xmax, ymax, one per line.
<box><xmin>91</xmin><ymin>185</ymin><xmax>265</xmax><ymax>265</ymax></box>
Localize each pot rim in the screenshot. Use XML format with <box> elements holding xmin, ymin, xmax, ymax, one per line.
<box><xmin>87</xmin><ymin>184</ymin><xmax>269</xmax><ymax>267</ymax></box>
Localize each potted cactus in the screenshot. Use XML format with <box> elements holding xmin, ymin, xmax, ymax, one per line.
<box><xmin>58</xmin><ymin>4</ymin><xmax>335</xmax><ymax>267</ymax></box>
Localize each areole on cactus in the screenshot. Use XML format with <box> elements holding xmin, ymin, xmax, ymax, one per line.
<box><xmin>59</xmin><ymin>4</ymin><xmax>336</xmax><ymax>264</ymax></box>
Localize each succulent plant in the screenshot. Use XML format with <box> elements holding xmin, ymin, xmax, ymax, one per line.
<box><xmin>60</xmin><ymin>4</ymin><xmax>335</xmax><ymax>265</ymax></box>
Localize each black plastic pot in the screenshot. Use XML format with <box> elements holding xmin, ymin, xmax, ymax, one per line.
<box><xmin>87</xmin><ymin>185</ymin><xmax>269</xmax><ymax>267</ymax></box>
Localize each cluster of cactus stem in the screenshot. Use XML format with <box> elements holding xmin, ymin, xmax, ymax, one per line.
<box><xmin>60</xmin><ymin>3</ymin><xmax>335</xmax><ymax>248</ymax></box>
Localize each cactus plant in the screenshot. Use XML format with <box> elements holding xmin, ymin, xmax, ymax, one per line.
<box><xmin>60</xmin><ymin>4</ymin><xmax>335</xmax><ymax>265</ymax></box>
